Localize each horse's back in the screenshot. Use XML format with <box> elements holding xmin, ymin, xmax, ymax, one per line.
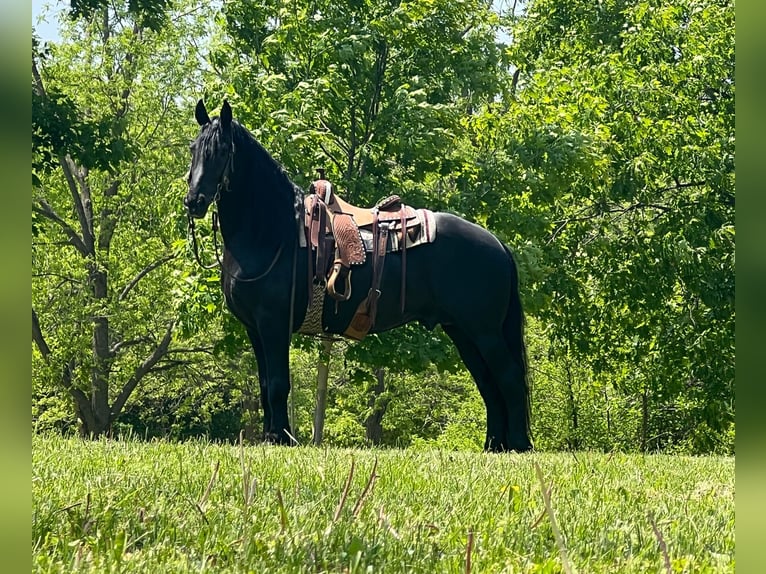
<box><xmin>422</xmin><ymin>212</ymin><xmax>514</xmax><ymax>283</ymax></box>
<box><xmin>369</xmin><ymin>211</ymin><xmax>516</xmax><ymax>333</ymax></box>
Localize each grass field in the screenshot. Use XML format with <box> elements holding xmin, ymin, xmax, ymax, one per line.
<box><xmin>32</xmin><ymin>434</ymin><xmax>734</xmax><ymax>573</ymax></box>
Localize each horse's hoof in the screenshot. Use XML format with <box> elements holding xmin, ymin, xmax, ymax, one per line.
<box><xmin>263</xmin><ymin>432</ymin><xmax>281</xmax><ymax>444</ymax></box>
<box><xmin>263</xmin><ymin>432</ymin><xmax>294</xmax><ymax>446</ymax></box>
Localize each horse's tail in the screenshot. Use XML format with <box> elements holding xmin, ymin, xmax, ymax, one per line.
<box><xmin>502</xmin><ymin>244</ymin><xmax>532</xmax><ymax>443</ymax></box>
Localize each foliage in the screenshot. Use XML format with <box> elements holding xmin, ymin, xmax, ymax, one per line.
<box><xmin>213</xmin><ymin>0</ymin><xmax>509</xmax><ymax>196</ymax></box>
<box><xmin>442</xmin><ymin>0</ymin><xmax>735</xmax><ymax>452</ymax></box>
<box><xmin>320</xmin><ymin>351</ymin><xmax>480</xmax><ymax>448</ymax></box>
<box><xmin>33</xmin><ymin>434</ymin><xmax>735</xmax><ymax>572</ymax></box>
<box><xmin>68</xmin><ymin>0</ymin><xmax>172</xmax><ymax>32</ymax></box>
<box><xmin>32</xmin><ymin>0</ymin><xmax>735</xmax><ymax>454</ymax></box>
<box><xmin>32</xmin><ymin>1</ymin><xmax>219</xmax><ymax>435</ymax></box>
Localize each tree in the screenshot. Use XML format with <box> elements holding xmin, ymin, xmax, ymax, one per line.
<box><xmin>68</xmin><ymin>0</ymin><xmax>173</xmax><ymax>31</ymax></box>
<box><xmin>491</xmin><ymin>0</ymin><xmax>735</xmax><ymax>451</ymax></box>
<box><xmin>32</xmin><ymin>1</ymin><xmax>215</xmax><ymax>436</ymax></box>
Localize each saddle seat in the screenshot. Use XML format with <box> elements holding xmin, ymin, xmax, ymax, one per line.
<box><xmin>330</xmin><ymin>194</ymin><xmax>418</xmax><ymax>228</ymax></box>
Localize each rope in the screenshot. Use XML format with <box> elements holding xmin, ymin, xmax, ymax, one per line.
<box><xmin>188</xmin><ymin>211</ymin><xmax>284</xmax><ymax>282</ymax></box>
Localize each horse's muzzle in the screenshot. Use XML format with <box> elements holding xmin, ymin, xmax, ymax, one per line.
<box><xmin>184</xmin><ymin>193</ymin><xmax>210</xmax><ymax>219</ymax></box>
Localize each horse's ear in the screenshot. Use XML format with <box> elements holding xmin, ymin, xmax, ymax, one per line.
<box><xmin>220</xmin><ymin>100</ymin><xmax>232</xmax><ymax>131</ymax></box>
<box><xmin>195</xmin><ymin>99</ymin><xmax>211</xmax><ymax>126</ymax></box>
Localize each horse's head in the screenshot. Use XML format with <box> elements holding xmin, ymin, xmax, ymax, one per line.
<box><xmin>184</xmin><ymin>99</ymin><xmax>235</xmax><ymax>219</ymax></box>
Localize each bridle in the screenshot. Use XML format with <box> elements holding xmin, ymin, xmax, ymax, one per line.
<box><xmin>186</xmin><ymin>137</ymin><xmax>285</xmax><ymax>282</ymax></box>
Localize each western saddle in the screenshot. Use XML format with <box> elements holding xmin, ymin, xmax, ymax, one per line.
<box><xmin>300</xmin><ymin>170</ymin><xmax>435</xmax><ymax>340</ymax></box>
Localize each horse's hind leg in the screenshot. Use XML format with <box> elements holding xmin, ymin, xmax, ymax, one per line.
<box><xmin>473</xmin><ymin>333</ymin><xmax>532</xmax><ymax>452</ymax></box>
<box><xmin>443</xmin><ymin>325</ymin><xmax>508</xmax><ymax>452</ymax></box>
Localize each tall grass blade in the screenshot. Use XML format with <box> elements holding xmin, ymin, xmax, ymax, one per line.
<box><xmin>648</xmin><ymin>511</ymin><xmax>672</xmax><ymax>574</ymax></box>
<box><xmin>534</xmin><ymin>461</ymin><xmax>575</xmax><ymax>574</ymax></box>
<box><xmin>352</xmin><ymin>457</ymin><xmax>378</xmax><ymax>518</ymax></box>
<box><xmin>332</xmin><ymin>456</ymin><xmax>355</xmax><ymax>523</ymax></box>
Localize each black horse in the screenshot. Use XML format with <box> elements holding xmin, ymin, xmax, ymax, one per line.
<box><xmin>184</xmin><ymin>100</ymin><xmax>532</xmax><ymax>452</ymax></box>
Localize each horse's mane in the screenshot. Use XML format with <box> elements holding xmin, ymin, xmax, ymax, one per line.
<box><xmin>229</xmin><ymin>120</ymin><xmax>304</xmax><ymax>217</ymax></box>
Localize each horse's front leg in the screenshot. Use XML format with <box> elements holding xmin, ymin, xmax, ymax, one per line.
<box><xmin>246</xmin><ymin>327</ymin><xmax>271</xmax><ymax>438</ymax></box>
<box><xmin>255</xmin><ymin>321</ymin><xmax>292</xmax><ymax>445</ymax></box>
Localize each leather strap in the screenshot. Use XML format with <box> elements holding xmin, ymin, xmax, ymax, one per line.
<box><xmin>400</xmin><ymin>206</ymin><xmax>407</xmax><ymax>314</ymax></box>
<box><xmin>367</xmin><ymin>212</ymin><xmax>389</xmax><ymax>327</ymax></box>
<box><xmin>306</xmin><ymin>195</ymin><xmax>318</xmax><ymax>307</ymax></box>
<box><xmin>307</xmin><ymin>194</ymin><xmax>336</xmax><ymax>308</ymax></box>
<box><xmin>343</xmin><ymin>209</ymin><xmax>390</xmax><ymax>340</ymax></box>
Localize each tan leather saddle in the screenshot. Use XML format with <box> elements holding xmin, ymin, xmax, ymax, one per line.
<box><xmin>302</xmin><ymin>174</ymin><xmax>435</xmax><ymax>340</ymax></box>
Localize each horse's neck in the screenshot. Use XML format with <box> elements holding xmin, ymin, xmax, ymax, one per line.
<box><xmin>217</xmin><ymin>141</ymin><xmax>296</xmax><ymax>252</ymax></box>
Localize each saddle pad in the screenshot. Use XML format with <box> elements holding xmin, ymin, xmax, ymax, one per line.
<box><xmin>359</xmin><ymin>209</ymin><xmax>437</xmax><ymax>252</ymax></box>
<box><xmin>298</xmin><ymin>283</ymin><xmax>326</xmax><ymax>335</ymax></box>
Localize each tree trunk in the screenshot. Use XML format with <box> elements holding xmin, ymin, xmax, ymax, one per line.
<box><xmin>564</xmin><ymin>359</ymin><xmax>580</xmax><ymax>450</ymax></box>
<box><xmin>312</xmin><ymin>338</ymin><xmax>333</xmax><ymax>445</ymax></box>
<box><xmin>241</xmin><ymin>367</ymin><xmax>260</xmax><ymax>443</ymax></box>
<box><xmin>641</xmin><ymin>386</ymin><xmax>649</xmax><ymax>452</ymax></box>
<box><xmin>88</xmin><ymin>262</ymin><xmax>113</xmax><ymax>437</ymax></box>
<box><xmin>365</xmin><ymin>367</ymin><xmax>389</xmax><ymax>445</ymax></box>
<box><xmin>604</xmin><ymin>384</ymin><xmax>612</xmax><ymax>441</ymax></box>
<box><xmin>33</xmin><ymin>309</ymin><xmax>99</xmax><ymax>434</ymax></box>
<box><xmin>33</xmin><ymin>306</ymin><xmax>174</xmax><ymax>438</ymax></box>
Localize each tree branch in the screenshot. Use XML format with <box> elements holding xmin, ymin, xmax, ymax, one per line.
<box><xmin>510</xmin><ymin>68</ymin><xmax>521</xmax><ymax>96</ymax></box>
<box><xmin>62</xmin><ymin>155</ymin><xmax>95</xmax><ymax>253</ymax></box>
<box><xmin>148</xmin><ymin>360</ymin><xmax>193</xmax><ymax>373</ymax></box>
<box><xmin>73</xmin><ymin>163</ymin><xmax>95</xmax><ymax>234</ymax></box>
<box><xmin>164</xmin><ymin>346</ymin><xmax>215</xmax><ymax>355</ymax></box>
<box><xmin>317</xmin><ymin>139</ymin><xmax>346</xmax><ymax>176</ymax></box>
<box><xmin>110</xmin><ymin>320</ymin><xmax>175</xmax><ymax>418</ymax></box>
<box><xmin>547</xmin><ymin>201</ymin><xmax>674</xmax><ymax>244</ymax></box>
<box><xmin>95</xmin><ymin>180</ymin><xmax>120</xmax><ymax>251</ymax></box>
<box><xmin>109</xmin><ymin>337</ymin><xmax>150</xmax><ymax>356</ymax></box>
<box><xmin>661</xmin><ymin>180</ymin><xmax>706</xmax><ymax>192</ymax></box>
<box><xmin>32</xmin><ymin>57</ymin><xmax>47</xmax><ymax>98</ymax></box>
<box><xmin>32</xmin><ymin>308</ymin><xmax>51</xmax><ymax>358</ymax></box>
<box><xmin>33</xmin><ymin>58</ymin><xmax>95</xmax><ymax>254</ymax></box>
<box><xmin>364</xmin><ymin>40</ymin><xmax>388</xmax><ymax>144</ymax></box>
<box><xmin>116</xmin><ymin>23</ymin><xmax>142</xmax><ymax>120</ymax></box>
<box><xmin>32</xmin><ymin>201</ymin><xmax>90</xmax><ymax>256</ymax></box>
<box><xmin>32</xmin><ymin>272</ymin><xmax>81</xmax><ymax>286</ymax></box>
<box><xmin>118</xmin><ymin>253</ymin><xmax>176</xmax><ymax>301</ymax></box>
<box><xmin>319</xmin><ymin>117</ymin><xmax>351</xmax><ymax>155</ymax></box>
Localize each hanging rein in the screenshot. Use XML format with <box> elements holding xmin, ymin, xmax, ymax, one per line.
<box><xmin>188</xmin><ymin>210</ymin><xmax>222</xmax><ymax>270</ymax></box>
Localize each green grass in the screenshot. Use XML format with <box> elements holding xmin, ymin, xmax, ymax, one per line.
<box><xmin>32</xmin><ymin>434</ymin><xmax>734</xmax><ymax>573</ymax></box>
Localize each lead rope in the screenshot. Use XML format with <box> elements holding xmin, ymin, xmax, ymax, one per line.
<box><xmin>211</xmin><ymin>212</ymin><xmax>224</xmax><ymax>268</ymax></box>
